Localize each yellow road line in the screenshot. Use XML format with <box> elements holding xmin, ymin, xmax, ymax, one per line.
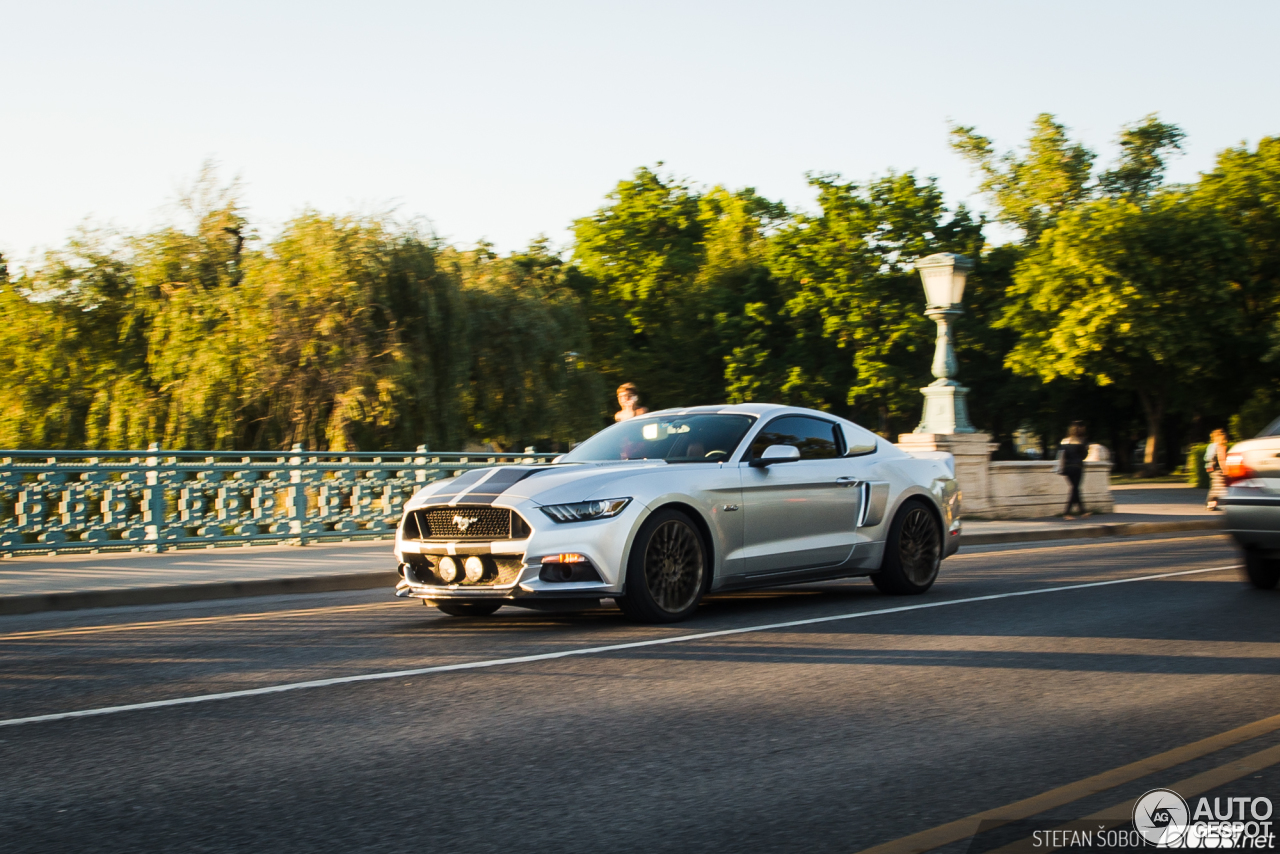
<box><xmin>0</xmin><ymin>601</ymin><xmax>399</xmax><ymax>640</ymax></box>
<box><xmin>852</xmin><ymin>712</ymin><xmax>1280</xmax><ymax>854</ymax></box>
<box><xmin>989</xmin><ymin>742</ymin><xmax>1280</xmax><ymax>853</ymax></box>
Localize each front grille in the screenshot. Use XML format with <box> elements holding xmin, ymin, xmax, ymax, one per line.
<box><xmin>404</xmin><ymin>505</ymin><xmax>531</xmax><ymax>541</ymax></box>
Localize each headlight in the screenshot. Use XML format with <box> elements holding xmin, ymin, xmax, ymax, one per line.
<box><xmin>539</xmin><ymin>497</ymin><xmax>632</xmax><ymax>523</ymax></box>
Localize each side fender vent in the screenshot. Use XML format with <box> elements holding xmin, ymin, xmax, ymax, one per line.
<box><xmin>860</xmin><ymin>482</ymin><xmax>892</xmax><ymax>528</ymax></box>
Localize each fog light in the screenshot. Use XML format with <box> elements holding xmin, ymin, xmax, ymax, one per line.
<box><xmin>554</xmin><ymin>553</ymin><xmax>586</xmax><ymax>564</ymax></box>
<box><xmin>438</xmin><ymin>556</ymin><xmax>460</xmax><ymax>583</ymax></box>
<box><xmin>463</xmin><ymin>555</ymin><xmax>487</xmax><ymax>584</ymax></box>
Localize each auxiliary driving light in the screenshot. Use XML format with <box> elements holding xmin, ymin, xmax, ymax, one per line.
<box><xmin>438</xmin><ymin>556</ymin><xmax>460</xmax><ymax>583</ymax></box>
<box><xmin>463</xmin><ymin>555</ymin><xmax>487</xmax><ymax>584</ymax></box>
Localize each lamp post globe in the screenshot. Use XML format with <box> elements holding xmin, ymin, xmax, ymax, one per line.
<box><xmin>913</xmin><ymin>253</ymin><xmax>976</xmax><ymax>434</ymax></box>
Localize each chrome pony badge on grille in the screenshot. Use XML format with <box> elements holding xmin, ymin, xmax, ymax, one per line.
<box><xmin>452</xmin><ymin>515</ymin><xmax>480</xmax><ymax>532</ymax></box>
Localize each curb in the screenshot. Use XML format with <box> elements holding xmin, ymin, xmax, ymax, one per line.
<box><xmin>959</xmin><ymin>517</ymin><xmax>1225</xmax><ymax>547</ymax></box>
<box><xmin>0</xmin><ymin>571</ymin><xmax>399</xmax><ymax>617</ymax></box>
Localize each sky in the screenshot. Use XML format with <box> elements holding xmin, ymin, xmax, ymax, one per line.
<box><xmin>3</xmin><ymin>0</ymin><xmax>1279</xmax><ymax>265</ymax></box>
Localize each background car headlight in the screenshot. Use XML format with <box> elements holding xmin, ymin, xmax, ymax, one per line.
<box><xmin>539</xmin><ymin>498</ymin><xmax>632</xmax><ymax>523</ymax></box>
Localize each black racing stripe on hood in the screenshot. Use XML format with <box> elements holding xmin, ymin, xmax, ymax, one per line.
<box><xmin>458</xmin><ymin>466</ymin><xmax>555</xmax><ymax>505</ymax></box>
<box><xmin>426</xmin><ymin>467</ymin><xmax>495</xmax><ymax>503</ymax></box>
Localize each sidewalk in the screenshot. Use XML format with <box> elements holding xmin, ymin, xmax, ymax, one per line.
<box><xmin>0</xmin><ymin>542</ymin><xmax>398</xmax><ymax>616</ymax></box>
<box><xmin>962</xmin><ymin>482</ymin><xmax>1223</xmax><ymax>545</ymax></box>
<box><xmin>0</xmin><ymin>483</ymin><xmax>1224</xmax><ymax>616</ymax></box>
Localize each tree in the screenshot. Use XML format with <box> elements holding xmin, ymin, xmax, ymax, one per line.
<box><xmin>951</xmin><ymin>114</ymin><xmax>1095</xmax><ymax>243</ymax></box>
<box><xmin>1195</xmin><ymin>137</ymin><xmax>1280</xmax><ymax>438</ymax></box>
<box><xmin>1098</xmin><ymin>114</ymin><xmax>1186</xmax><ymax>200</ymax></box>
<box><xmin>999</xmin><ymin>193</ymin><xmax>1242</xmax><ymax>469</ymax></box>
<box><xmin>238</xmin><ymin>213</ymin><xmax>468</xmax><ymax>451</ymax></box>
<box><xmin>0</xmin><ymin>228</ymin><xmax>157</xmax><ymax>449</ymax></box>
<box><xmin>572</xmin><ymin>167</ymin><xmax>790</xmax><ymax>414</ymax></box>
<box><xmin>763</xmin><ymin>172</ymin><xmax>985</xmax><ymax>435</ymax></box>
<box><xmin>445</xmin><ymin>239</ymin><xmax>603</xmax><ymax>449</ymax></box>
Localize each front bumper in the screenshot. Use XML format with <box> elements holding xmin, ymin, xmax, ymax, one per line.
<box><xmin>393</xmin><ymin>538</ymin><xmax>624</xmax><ymax>604</ymax></box>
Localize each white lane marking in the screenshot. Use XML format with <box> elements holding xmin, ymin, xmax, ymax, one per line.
<box><xmin>0</xmin><ymin>564</ymin><xmax>1239</xmax><ymax>729</ymax></box>
<box><xmin>448</xmin><ymin>467</ymin><xmax>502</xmax><ymax>506</ymax></box>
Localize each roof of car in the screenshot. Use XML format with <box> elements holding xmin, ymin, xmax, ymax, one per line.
<box><xmin>643</xmin><ymin>403</ymin><xmax>813</xmax><ymax>418</ymax></box>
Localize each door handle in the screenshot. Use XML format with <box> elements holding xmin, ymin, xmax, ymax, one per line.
<box><xmin>835</xmin><ymin>477</ymin><xmax>858</xmax><ymax>487</ymax></box>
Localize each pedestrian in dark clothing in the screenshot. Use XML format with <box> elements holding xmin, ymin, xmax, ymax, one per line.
<box><xmin>1056</xmin><ymin>421</ymin><xmax>1089</xmax><ymax>519</ymax></box>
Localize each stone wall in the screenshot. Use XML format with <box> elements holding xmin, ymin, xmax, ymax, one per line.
<box><xmin>897</xmin><ymin>432</ymin><xmax>1114</xmax><ymax>520</ymax></box>
<box><xmin>985</xmin><ymin>460</ymin><xmax>1113</xmax><ymax>519</ymax></box>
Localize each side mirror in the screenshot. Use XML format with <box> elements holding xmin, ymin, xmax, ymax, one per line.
<box><xmin>846</xmin><ymin>441</ymin><xmax>877</xmax><ymax>456</ymax></box>
<box><xmin>749</xmin><ymin>444</ymin><xmax>801</xmax><ymax>468</ymax></box>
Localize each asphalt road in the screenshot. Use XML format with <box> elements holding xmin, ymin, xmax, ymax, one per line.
<box><xmin>0</xmin><ymin>532</ymin><xmax>1276</xmax><ymax>853</ymax></box>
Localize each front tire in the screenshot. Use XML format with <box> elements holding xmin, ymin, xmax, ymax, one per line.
<box><xmin>871</xmin><ymin>500</ymin><xmax>941</xmax><ymax>595</ymax></box>
<box><xmin>616</xmin><ymin>508</ymin><xmax>707</xmax><ymax>623</ymax></box>
<box><xmin>431</xmin><ymin>600</ymin><xmax>504</xmax><ymax>617</ymax></box>
<box><xmin>1245</xmin><ymin>550</ymin><xmax>1280</xmax><ymax>590</ymax></box>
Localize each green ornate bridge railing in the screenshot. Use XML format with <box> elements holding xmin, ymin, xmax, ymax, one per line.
<box><xmin>0</xmin><ymin>445</ymin><xmax>557</xmax><ymax>556</ymax></box>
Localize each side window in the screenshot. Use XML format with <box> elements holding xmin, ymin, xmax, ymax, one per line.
<box><xmin>750</xmin><ymin>416</ymin><xmax>842</xmax><ymax>460</ymax></box>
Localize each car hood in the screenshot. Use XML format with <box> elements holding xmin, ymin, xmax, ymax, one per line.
<box><xmin>406</xmin><ymin>460</ymin><xmax>672</xmax><ymax>510</ymax></box>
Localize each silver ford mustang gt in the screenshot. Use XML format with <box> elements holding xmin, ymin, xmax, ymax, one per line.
<box><xmin>393</xmin><ymin>404</ymin><xmax>961</xmax><ymax>622</ymax></box>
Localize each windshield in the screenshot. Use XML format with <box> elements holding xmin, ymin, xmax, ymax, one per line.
<box><xmin>561</xmin><ymin>414</ymin><xmax>755</xmax><ymax>463</ymax></box>
<box><xmin>1262</xmin><ymin>416</ymin><xmax>1280</xmax><ymax>438</ymax></box>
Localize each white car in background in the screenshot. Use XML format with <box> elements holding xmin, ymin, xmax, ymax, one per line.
<box><xmin>393</xmin><ymin>404</ymin><xmax>961</xmax><ymax>622</ymax></box>
<box><xmin>1222</xmin><ymin>415</ymin><xmax>1280</xmax><ymax>589</ymax></box>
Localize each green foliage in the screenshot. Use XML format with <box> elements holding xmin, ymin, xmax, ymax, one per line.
<box><xmin>571</xmin><ymin>167</ymin><xmax>743</xmax><ymax>412</ymax></box>
<box><xmin>1231</xmin><ymin>386</ymin><xmax>1280</xmax><ymax>441</ymax></box>
<box><xmin>762</xmin><ymin>172</ymin><xmax>984</xmax><ymax>433</ymax></box>
<box><xmin>1098</xmin><ymin>114</ymin><xmax>1186</xmax><ymax>200</ymax></box>
<box><xmin>951</xmin><ymin>114</ymin><xmax>1095</xmax><ymax>242</ymax></box>
<box><xmin>1195</xmin><ymin>137</ymin><xmax>1280</xmax><ymax>392</ymax></box>
<box><xmin>444</xmin><ymin>240</ymin><xmax>603</xmax><ymax>447</ymax></box>
<box><xmin>1187</xmin><ymin>443</ymin><xmax>1210</xmax><ymax>488</ymax></box>
<box><xmin>7</xmin><ymin>120</ymin><xmax>1280</xmax><ymax>463</ymax></box>
<box><xmin>0</xmin><ymin>173</ymin><xmax>600</xmax><ymax>452</ymax></box>
<box><xmin>999</xmin><ymin>192</ymin><xmax>1242</xmax><ymax>465</ymax></box>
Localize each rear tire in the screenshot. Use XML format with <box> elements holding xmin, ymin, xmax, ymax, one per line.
<box><xmin>615</xmin><ymin>508</ymin><xmax>708</xmax><ymax>623</ymax></box>
<box><xmin>871</xmin><ymin>500</ymin><xmax>941</xmax><ymax>595</ymax></box>
<box><xmin>1245</xmin><ymin>550</ymin><xmax>1280</xmax><ymax>590</ymax></box>
<box><xmin>431</xmin><ymin>600</ymin><xmax>504</xmax><ymax>617</ymax></box>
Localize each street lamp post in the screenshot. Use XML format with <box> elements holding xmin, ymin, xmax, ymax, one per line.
<box><xmin>914</xmin><ymin>253</ymin><xmax>975</xmax><ymax>434</ymax></box>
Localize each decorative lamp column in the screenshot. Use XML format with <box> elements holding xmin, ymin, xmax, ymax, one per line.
<box><xmin>914</xmin><ymin>252</ymin><xmax>976</xmax><ymax>434</ymax></box>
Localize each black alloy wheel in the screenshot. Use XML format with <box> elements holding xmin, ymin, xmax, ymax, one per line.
<box><xmin>871</xmin><ymin>500</ymin><xmax>942</xmax><ymax>595</ymax></box>
<box><xmin>617</xmin><ymin>508</ymin><xmax>707</xmax><ymax>623</ymax></box>
<box><xmin>431</xmin><ymin>600</ymin><xmax>504</xmax><ymax>617</ymax></box>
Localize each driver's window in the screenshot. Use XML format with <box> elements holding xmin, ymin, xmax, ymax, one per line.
<box><xmin>750</xmin><ymin>416</ymin><xmax>841</xmax><ymax>460</ymax></box>
<box><xmin>665</xmin><ymin>416</ymin><xmax>754</xmax><ymax>461</ymax></box>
